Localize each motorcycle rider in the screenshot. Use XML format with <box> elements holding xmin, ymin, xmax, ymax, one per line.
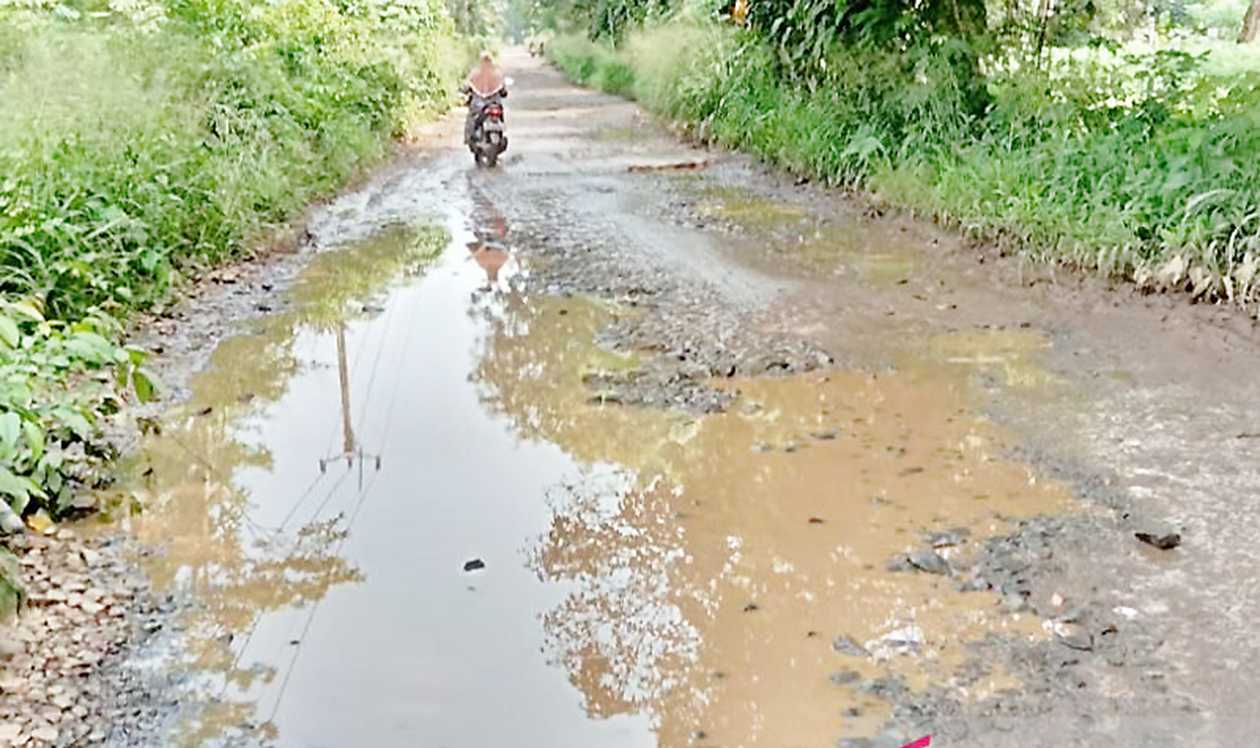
<box><xmin>463</xmin><ymin>51</ymin><xmax>507</xmax><ymax>149</ymax></box>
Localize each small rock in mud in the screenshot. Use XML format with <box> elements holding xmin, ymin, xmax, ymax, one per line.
<box><xmin>871</xmin><ymin>625</ymin><xmax>925</xmax><ymax>656</ymax></box>
<box><xmin>857</xmin><ymin>676</ymin><xmax>908</xmax><ymax>699</ymax></box>
<box><xmin>907</xmin><ymin>550</ymin><xmax>951</xmax><ymax>575</ymax></box>
<box><xmin>463</xmin><ymin>559</ymin><xmax>486</xmax><ymax>572</ymax></box>
<box><xmin>1054</xmin><ymin>624</ymin><xmax>1094</xmax><ymax>652</ymax></box>
<box><xmin>926</xmin><ymin>528</ymin><xmax>970</xmax><ymax>548</ymax></box>
<box><xmin>1135</xmin><ymin>532</ymin><xmax>1181</xmax><ymax>550</ymax></box>
<box><xmin>1001</xmin><ymin>592</ymin><xmax>1030</xmax><ymax>613</ymax></box>
<box><xmin>808</xmin><ymin>516</ymin><xmax>826</xmax><ymax>524</ymax></box>
<box><xmin>743</xmin><ymin>602</ymin><xmax>760</xmax><ymax>612</ymax></box>
<box><xmin>810</xmin><ymin>428</ymin><xmax>839</xmax><ymax>440</ymax></box>
<box><xmin>885</xmin><ymin>555</ymin><xmax>913</xmax><ymax>573</ymax></box>
<box><xmin>833</xmin><ymin>635</ymin><xmax>870</xmax><ymax>658</ymax></box>
<box><xmin>830</xmin><ymin>669</ymin><xmax>862</xmax><ymax>685</ymax></box>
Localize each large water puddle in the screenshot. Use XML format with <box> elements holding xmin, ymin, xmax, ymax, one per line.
<box><xmin>118</xmin><ymin>169</ymin><xmax>1074</xmax><ymax>746</ymax></box>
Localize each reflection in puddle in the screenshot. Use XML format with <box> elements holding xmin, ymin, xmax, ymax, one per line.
<box><xmin>120</xmin><ymin>172</ymin><xmax>1073</xmax><ymax>747</ymax></box>
<box><xmin>915</xmin><ymin>329</ymin><xmax>1059</xmax><ymax>390</ymax></box>
<box><xmin>477</xmin><ymin>292</ymin><xmax>1073</xmax><ymax>744</ymax></box>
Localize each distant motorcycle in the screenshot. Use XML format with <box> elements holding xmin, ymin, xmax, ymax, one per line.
<box><xmin>465</xmin><ymin>82</ymin><xmax>510</xmax><ymax>168</ymax></box>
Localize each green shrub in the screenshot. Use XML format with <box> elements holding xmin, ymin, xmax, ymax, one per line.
<box><xmin>0</xmin><ymin>298</ymin><xmax>153</xmax><ymax>527</ymax></box>
<box><xmin>0</xmin><ymin>0</ymin><xmax>468</xmax><ymax>522</ymax></box>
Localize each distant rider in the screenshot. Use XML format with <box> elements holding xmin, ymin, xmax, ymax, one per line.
<box><xmin>463</xmin><ymin>52</ymin><xmax>507</xmax><ymax>148</ymax></box>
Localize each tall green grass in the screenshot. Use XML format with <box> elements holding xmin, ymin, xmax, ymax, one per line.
<box><xmin>0</xmin><ymin>0</ymin><xmax>470</xmax><ymax>525</ymax></box>
<box><xmin>548</xmin><ymin>26</ymin><xmax>1260</xmax><ymax>310</ymax></box>
<box><xmin>1</xmin><ymin>0</ymin><xmax>465</xmax><ymax>320</ymax></box>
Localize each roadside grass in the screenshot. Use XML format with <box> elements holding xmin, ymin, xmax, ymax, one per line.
<box><xmin>547</xmin><ymin>26</ymin><xmax>1260</xmax><ymax>311</ymax></box>
<box><xmin>0</xmin><ymin>1</ymin><xmax>470</xmax><ymax>529</ymax></box>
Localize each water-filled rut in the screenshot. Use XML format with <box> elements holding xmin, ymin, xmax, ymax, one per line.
<box><xmin>108</xmin><ymin>137</ymin><xmax>1093</xmax><ymax>748</ymax></box>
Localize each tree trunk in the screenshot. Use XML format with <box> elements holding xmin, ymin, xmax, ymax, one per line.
<box><xmin>1242</xmin><ymin>0</ymin><xmax>1260</xmax><ymax>43</ymax></box>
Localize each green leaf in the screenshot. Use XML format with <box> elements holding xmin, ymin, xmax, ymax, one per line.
<box><xmin>3</xmin><ymin>301</ymin><xmax>44</xmax><ymax>322</ymax></box>
<box><xmin>0</xmin><ymin>316</ymin><xmax>18</xmax><ymax>348</ymax></box>
<box><xmin>132</xmin><ymin>368</ymin><xmax>156</xmax><ymax>404</ymax></box>
<box><xmin>53</xmin><ymin>407</ymin><xmax>93</xmax><ymax>440</ymax></box>
<box><xmin>0</xmin><ymin>466</ymin><xmax>29</xmax><ymax>507</ymax></box>
<box><xmin>23</xmin><ymin>420</ymin><xmax>43</xmax><ymax>461</ymax></box>
<box><xmin>0</xmin><ymin>412</ymin><xmax>18</xmax><ymax>453</ymax></box>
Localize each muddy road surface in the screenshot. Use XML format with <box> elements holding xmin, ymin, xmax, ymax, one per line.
<box><xmin>99</xmin><ymin>51</ymin><xmax>1259</xmax><ymax>747</ymax></box>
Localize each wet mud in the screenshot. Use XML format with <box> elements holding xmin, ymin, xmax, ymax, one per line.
<box><xmin>12</xmin><ymin>48</ymin><xmax>1258</xmax><ymax>748</ymax></box>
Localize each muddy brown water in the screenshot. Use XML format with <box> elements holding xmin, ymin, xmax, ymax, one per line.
<box><xmin>112</xmin><ymin>166</ymin><xmax>1077</xmax><ymax>748</ymax></box>
<box><xmin>98</xmin><ymin>50</ymin><xmax>1260</xmax><ymax>748</ymax></box>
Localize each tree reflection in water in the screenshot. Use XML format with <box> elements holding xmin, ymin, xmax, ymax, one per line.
<box><xmin>124</xmin><ymin>225</ymin><xmax>445</xmax><ymax>743</ymax></box>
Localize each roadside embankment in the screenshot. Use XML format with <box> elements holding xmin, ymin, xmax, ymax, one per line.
<box><xmin>546</xmin><ymin>25</ymin><xmax>1260</xmax><ymax>316</ymax></box>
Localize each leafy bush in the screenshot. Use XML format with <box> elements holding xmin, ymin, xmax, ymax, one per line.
<box><xmin>0</xmin><ymin>299</ymin><xmax>153</xmax><ymax>527</ymax></box>
<box><xmin>0</xmin><ymin>0</ymin><xmax>468</xmax><ymax>524</ymax></box>
<box><xmin>0</xmin><ymin>0</ymin><xmax>462</xmax><ymax>321</ymax></box>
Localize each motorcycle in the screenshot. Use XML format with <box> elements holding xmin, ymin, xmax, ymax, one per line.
<box><xmin>465</xmin><ymin>80</ymin><xmax>511</xmax><ymax>168</ymax></box>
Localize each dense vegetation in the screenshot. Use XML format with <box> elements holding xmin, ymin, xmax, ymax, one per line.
<box><xmin>0</xmin><ymin>0</ymin><xmax>467</xmax><ymax>527</ymax></box>
<box><xmin>540</xmin><ymin>0</ymin><xmax>1260</xmax><ymax>310</ymax></box>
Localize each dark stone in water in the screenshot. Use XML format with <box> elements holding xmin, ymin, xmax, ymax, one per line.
<box><xmin>463</xmin><ymin>559</ymin><xmax>486</xmax><ymax>572</ymax></box>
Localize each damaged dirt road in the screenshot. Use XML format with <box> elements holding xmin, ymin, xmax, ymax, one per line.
<box><xmin>40</xmin><ymin>49</ymin><xmax>1259</xmax><ymax>747</ymax></box>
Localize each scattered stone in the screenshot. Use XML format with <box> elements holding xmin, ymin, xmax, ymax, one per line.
<box><xmin>810</xmin><ymin>429</ymin><xmax>839</xmax><ymax>440</ymax></box>
<box><xmin>907</xmin><ymin>550</ymin><xmax>950</xmax><ymax>575</ymax></box>
<box><xmin>830</xmin><ymin>669</ymin><xmax>862</xmax><ymax>685</ymax></box>
<box><xmin>832</xmin><ymin>635</ymin><xmax>870</xmax><ymax>658</ymax></box>
<box><xmin>31</xmin><ymin>726</ymin><xmax>59</xmax><ymax>742</ymax></box>
<box><xmin>742</xmin><ymin>603</ymin><xmax>760</xmax><ymax>612</ymax></box>
<box><xmin>1001</xmin><ymin>592</ymin><xmax>1029</xmax><ymax>613</ymax></box>
<box><xmin>1054</xmin><ymin>623</ymin><xmax>1094</xmax><ymax>652</ymax></box>
<box><xmin>1135</xmin><ymin>532</ymin><xmax>1181</xmax><ymax>550</ymax></box>
<box><xmin>885</xmin><ymin>555</ymin><xmax>913</xmax><ymax>573</ymax></box>
<box><xmin>871</xmin><ymin>625</ymin><xmax>924</xmax><ymax>656</ymax></box>
<box><xmin>857</xmin><ymin>676</ymin><xmax>908</xmax><ymax>700</ymax></box>
<box><xmin>808</xmin><ymin>517</ymin><xmax>825</xmax><ymax>525</ymax></box>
